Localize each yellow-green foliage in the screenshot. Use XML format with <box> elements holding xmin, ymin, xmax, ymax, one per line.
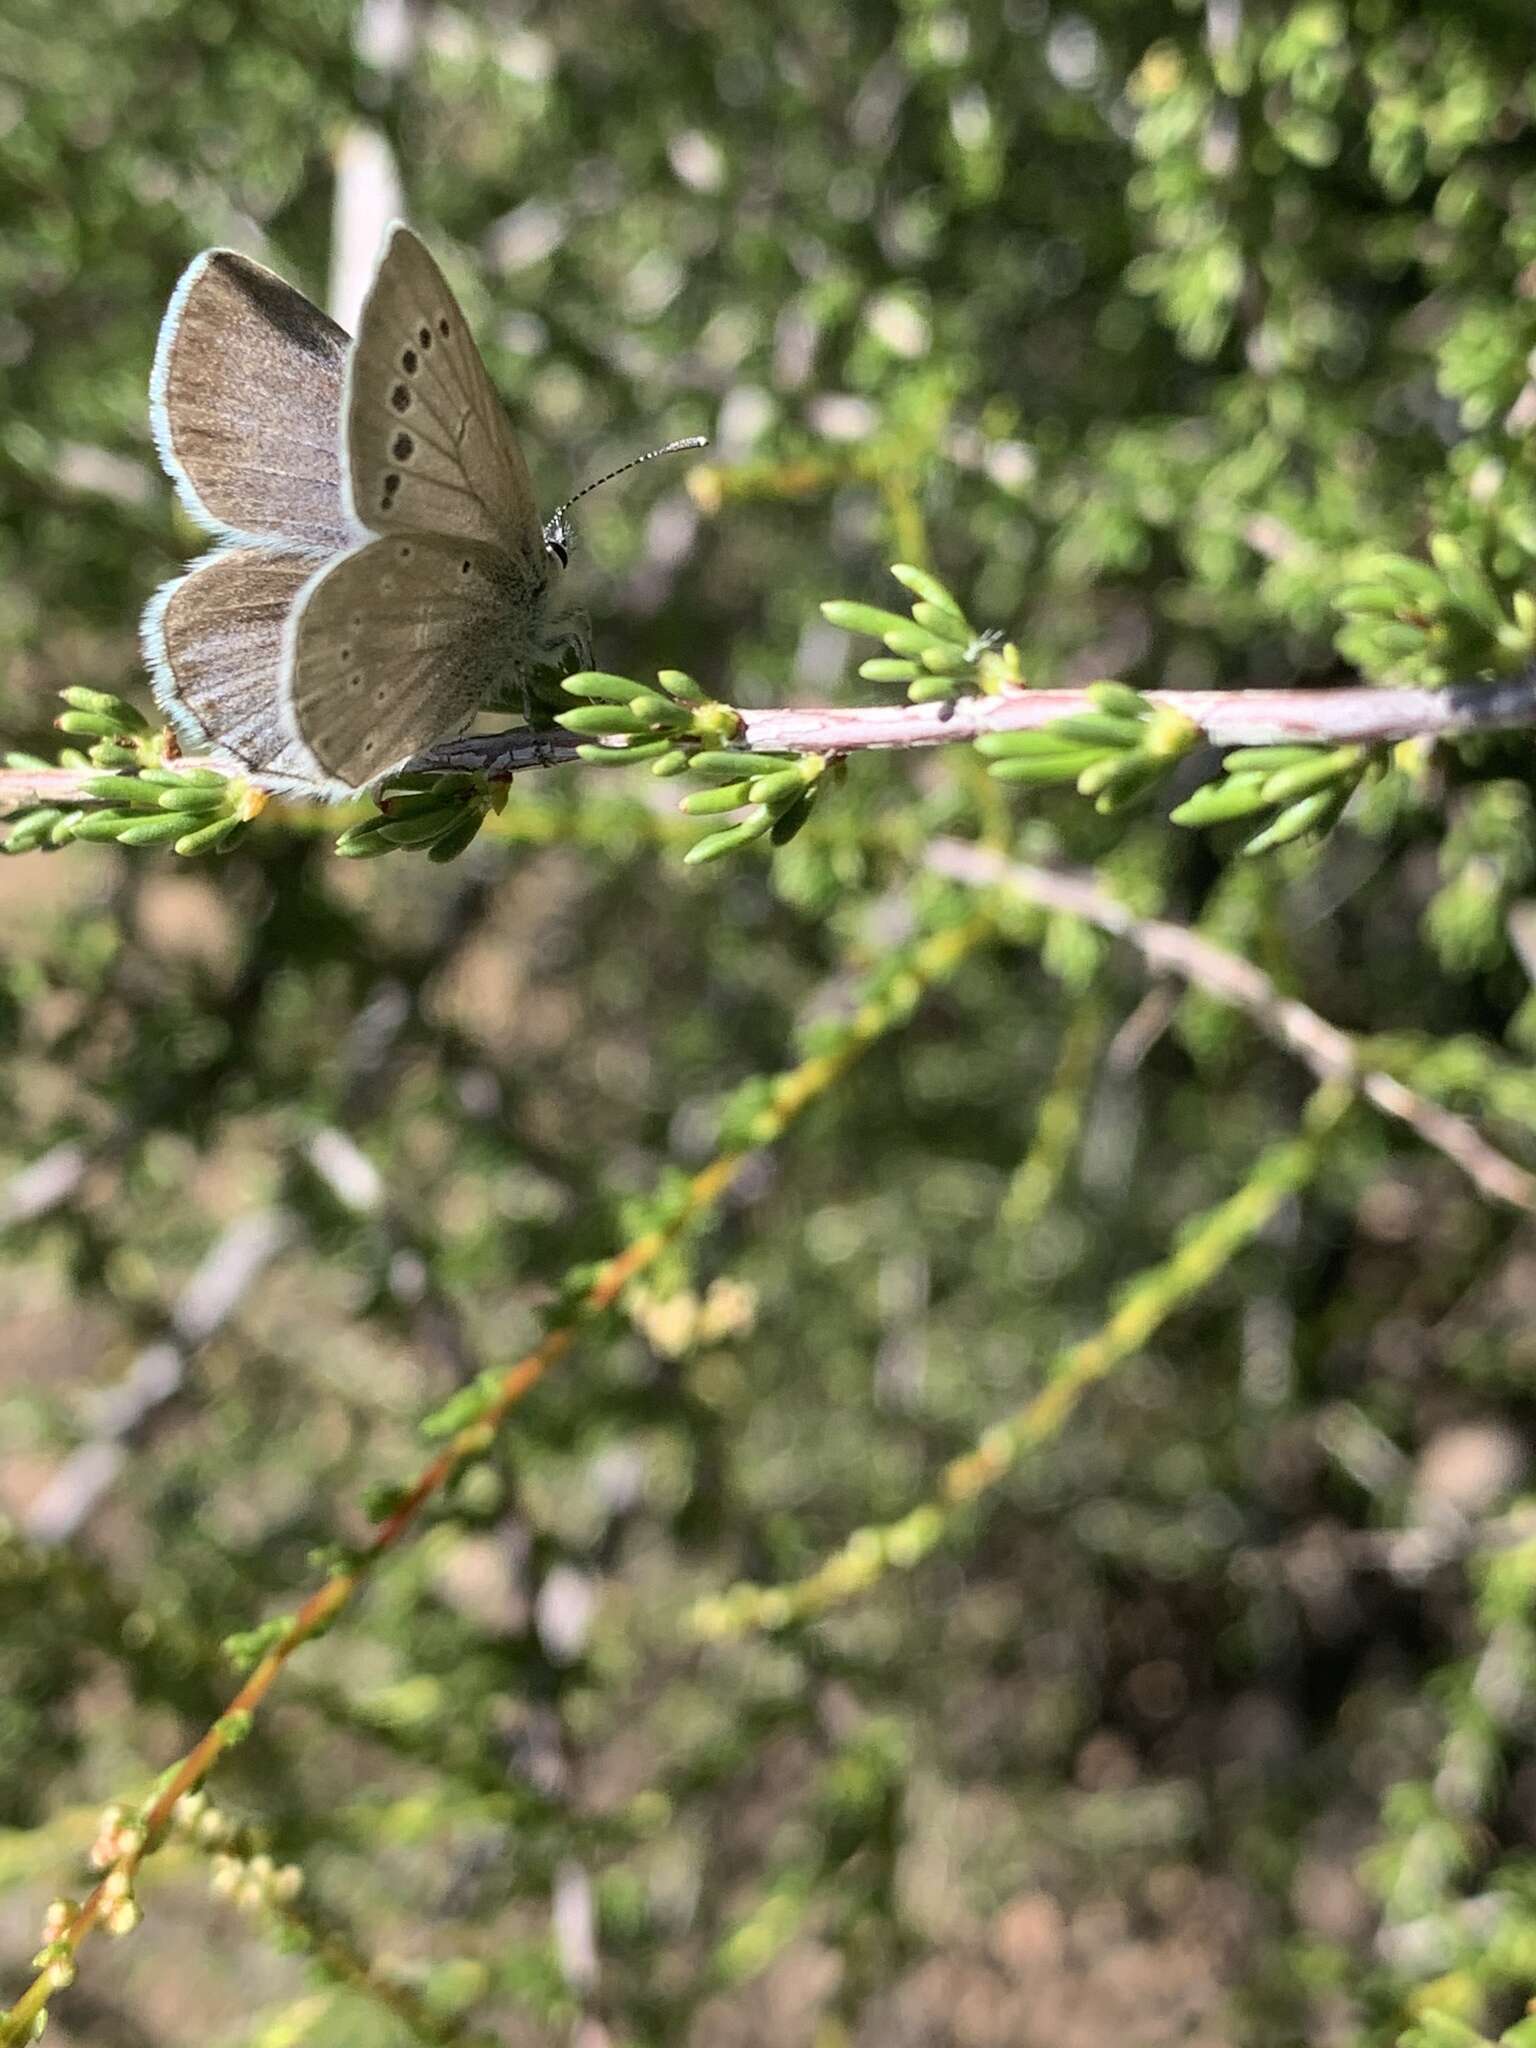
<box><xmin>5</xmin><ymin>4</ymin><xmax>1536</xmax><ymax>2046</ymax></box>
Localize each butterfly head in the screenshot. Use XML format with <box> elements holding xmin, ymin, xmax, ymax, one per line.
<box><xmin>542</xmin><ymin>504</ymin><xmax>575</xmax><ymax>571</ymax></box>
<box><xmin>543</xmin><ymin>436</ymin><xmax>707</xmax><ymax>569</ymax></box>
<box><xmin>534</xmin><ymin>435</ymin><xmax>706</xmax><ymax>679</ymax></box>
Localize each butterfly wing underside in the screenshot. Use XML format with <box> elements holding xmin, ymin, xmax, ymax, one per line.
<box><xmin>147</xmin><ymin>223</ymin><xmax>571</xmax><ymax>796</ymax></box>
<box><xmin>344</xmin><ymin>223</ymin><xmax>546</xmax><ymax>562</ymax></box>
<box><xmin>279</xmin><ymin>533</ymin><xmax>541</xmax><ymax>790</ymax></box>
<box><xmin>142</xmin><ymin>545</ymin><xmax>329</xmax><ymax>787</ymax></box>
<box><xmin>149</xmin><ymin>250</ymin><xmax>356</xmax><ymax>551</ymax></box>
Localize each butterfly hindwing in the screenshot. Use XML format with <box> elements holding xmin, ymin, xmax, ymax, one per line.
<box><xmin>150</xmin><ymin>251</ymin><xmax>356</xmax><ymax>551</ymax></box>
<box><xmin>279</xmin><ymin>532</ymin><xmax>543</xmax><ymax>789</ymax></box>
<box><xmin>343</xmin><ymin>224</ymin><xmax>546</xmax><ymax>559</ymax></box>
<box><xmin>146</xmin><ymin>225</ymin><xmax>576</xmax><ymax>794</ymax></box>
<box><xmin>142</xmin><ymin>545</ymin><xmax>331</xmax><ymax>788</ymax></box>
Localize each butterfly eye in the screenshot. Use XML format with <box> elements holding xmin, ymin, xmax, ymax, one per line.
<box><xmin>543</xmin><ymin>508</ymin><xmax>573</xmax><ymax>568</ymax></box>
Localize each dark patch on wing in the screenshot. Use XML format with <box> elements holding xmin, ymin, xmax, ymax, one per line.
<box><xmin>217</xmin><ymin>252</ymin><xmax>351</xmax><ymax>359</ymax></box>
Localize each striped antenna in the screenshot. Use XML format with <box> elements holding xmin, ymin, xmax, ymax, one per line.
<box><xmin>552</xmin><ymin>437</ymin><xmax>708</xmax><ymax>524</ymax></box>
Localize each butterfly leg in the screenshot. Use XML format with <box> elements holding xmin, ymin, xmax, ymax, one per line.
<box><xmin>518</xmin><ymin>605</ymin><xmax>593</xmax><ymax>727</ymax></box>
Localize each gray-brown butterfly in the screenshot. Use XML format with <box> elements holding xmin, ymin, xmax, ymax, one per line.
<box><xmin>142</xmin><ymin>222</ymin><xmax>703</xmax><ymax>795</ymax></box>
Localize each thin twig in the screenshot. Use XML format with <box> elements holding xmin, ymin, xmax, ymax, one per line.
<box><xmin>0</xmin><ymin>730</ymin><xmax>583</xmax><ymax>815</ymax></box>
<box><xmin>697</xmin><ymin>1089</ymin><xmax>1348</xmax><ymax>1633</ymax></box>
<box><xmin>0</xmin><ymin>915</ymin><xmax>988</xmax><ymax>2047</ymax></box>
<box><xmin>23</xmin><ymin>1210</ymin><xmax>294</xmax><ymax>1546</ymax></box>
<box><xmin>0</xmin><ymin>1140</ymin><xmax>93</xmax><ymax>1229</ymax></box>
<box><xmin>6</xmin><ymin>671</ymin><xmax>1536</xmax><ymax>815</ymax></box>
<box><xmin>928</xmin><ymin>837</ymin><xmax>1536</xmax><ymax>1215</ymax></box>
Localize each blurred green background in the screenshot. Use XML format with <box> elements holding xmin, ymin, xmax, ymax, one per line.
<box><xmin>6</xmin><ymin>1</ymin><xmax>1536</xmax><ymax>2042</ymax></box>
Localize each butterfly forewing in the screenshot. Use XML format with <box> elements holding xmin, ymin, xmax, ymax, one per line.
<box><xmin>150</xmin><ymin>252</ymin><xmax>356</xmax><ymax>551</ymax></box>
<box><xmin>343</xmin><ymin>224</ymin><xmax>546</xmax><ymax>559</ymax></box>
<box><xmin>143</xmin><ymin>545</ymin><xmax>331</xmax><ymax>787</ymax></box>
<box><xmin>280</xmin><ymin>533</ymin><xmax>543</xmax><ymax>789</ymax></box>
<box><xmin>146</xmin><ymin>223</ymin><xmax>571</xmax><ymax>794</ymax></box>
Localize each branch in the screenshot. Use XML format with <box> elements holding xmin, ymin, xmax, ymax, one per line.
<box><xmin>23</xmin><ymin>1209</ymin><xmax>294</xmax><ymax>1547</ymax></box>
<box><xmin>0</xmin><ymin>728</ymin><xmax>582</xmax><ymax>817</ymax></box>
<box><xmin>928</xmin><ymin>837</ymin><xmax>1536</xmax><ymax>1215</ymax></box>
<box><xmin>6</xmin><ymin>673</ymin><xmax>1535</xmax><ymax>817</ymax></box>
<box><xmin>0</xmin><ymin>914</ymin><xmax>989</xmax><ymax>2047</ymax></box>
<box><xmin>424</xmin><ymin>672</ymin><xmax>1536</xmax><ymax>768</ymax></box>
<box><xmin>695</xmin><ymin>1088</ymin><xmax>1350</xmax><ymax>1635</ymax></box>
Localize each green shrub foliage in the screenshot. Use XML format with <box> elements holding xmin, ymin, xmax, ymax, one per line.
<box><xmin>5</xmin><ymin>2</ymin><xmax>1536</xmax><ymax>2043</ymax></box>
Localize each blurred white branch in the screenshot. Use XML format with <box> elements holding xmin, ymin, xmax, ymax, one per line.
<box><xmin>330</xmin><ymin>125</ymin><xmax>404</xmax><ymax>331</ymax></box>
<box><xmin>928</xmin><ymin>836</ymin><xmax>1536</xmax><ymax>1215</ymax></box>
<box><xmin>24</xmin><ymin>1208</ymin><xmax>294</xmax><ymax>1546</ymax></box>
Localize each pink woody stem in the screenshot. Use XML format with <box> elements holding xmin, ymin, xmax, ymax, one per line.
<box><xmin>416</xmin><ymin>672</ymin><xmax>1536</xmax><ymax>773</ymax></box>
<box><xmin>4</xmin><ymin>673</ymin><xmax>1535</xmax><ymax>814</ymax></box>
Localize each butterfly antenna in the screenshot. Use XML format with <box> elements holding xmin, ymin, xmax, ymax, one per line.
<box><xmin>552</xmin><ymin>436</ymin><xmax>708</xmax><ymax>522</ymax></box>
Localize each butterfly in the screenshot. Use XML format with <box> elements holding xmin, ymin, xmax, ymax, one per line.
<box><xmin>141</xmin><ymin>222</ymin><xmax>699</xmax><ymax>797</ymax></box>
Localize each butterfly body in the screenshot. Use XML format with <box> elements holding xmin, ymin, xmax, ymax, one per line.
<box><xmin>143</xmin><ymin>223</ymin><xmax>586</xmax><ymax>796</ymax></box>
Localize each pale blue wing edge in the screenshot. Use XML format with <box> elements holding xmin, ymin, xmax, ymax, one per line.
<box><xmin>149</xmin><ymin>248</ymin><xmax>364</xmax><ymax>554</ymax></box>
<box><xmin>139</xmin><ymin>542</ymin><xmax>338</xmax><ymax>797</ymax></box>
<box><xmin>148</xmin><ymin>252</ymin><xmax>259</xmax><ymax>546</ymax></box>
